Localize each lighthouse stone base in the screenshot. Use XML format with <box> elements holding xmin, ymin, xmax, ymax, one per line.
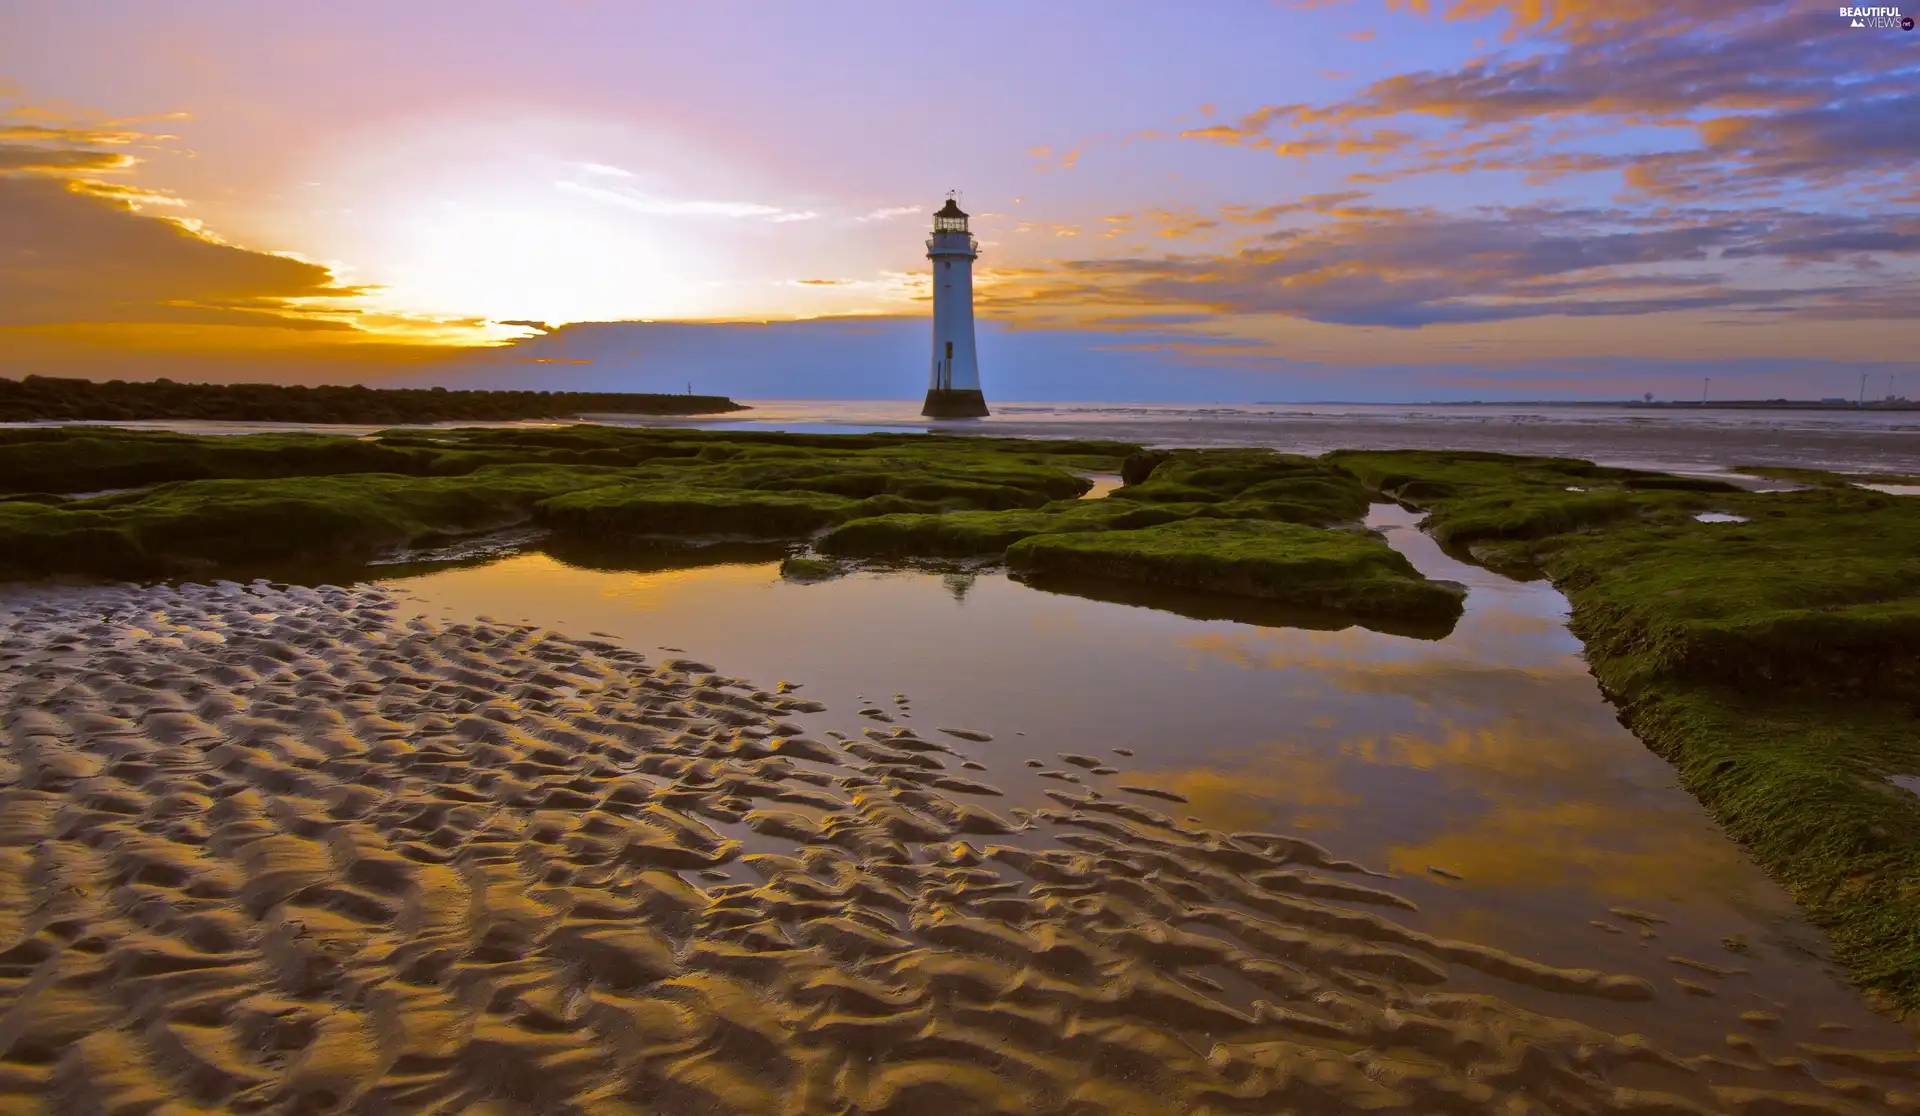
<box><xmin>920</xmin><ymin>389</ymin><xmax>990</xmax><ymax>419</ymax></box>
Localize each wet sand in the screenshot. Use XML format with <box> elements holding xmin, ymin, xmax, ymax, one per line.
<box><xmin>4</xmin><ymin>576</ymin><xmax>1919</xmax><ymax>1113</ymax></box>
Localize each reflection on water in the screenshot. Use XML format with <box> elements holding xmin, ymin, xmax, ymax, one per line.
<box><xmin>382</xmin><ymin>503</ymin><xmax>1911</xmax><ymax>1088</ymax></box>
<box><xmin>1016</xmin><ymin>569</ymin><xmax>1462</xmax><ymax>640</ymax></box>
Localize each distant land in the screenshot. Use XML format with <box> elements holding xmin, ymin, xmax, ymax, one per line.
<box><xmin>0</xmin><ymin>376</ymin><xmax>747</xmax><ymax>425</ymax></box>
<box><xmin>1255</xmin><ymin>399</ymin><xmax>1919</xmax><ymax>411</ymax></box>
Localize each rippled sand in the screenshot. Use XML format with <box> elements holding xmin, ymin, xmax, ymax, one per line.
<box><xmin>2</xmin><ymin>582</ymin><xmax>1916</xmax><ymax>1114</ymax></box>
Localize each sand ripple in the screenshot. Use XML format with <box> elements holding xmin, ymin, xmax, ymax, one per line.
<box><xmin>0</xmin><ymin>581</ymin><xmax>1914</xmax><ymax>1114</ymax></box>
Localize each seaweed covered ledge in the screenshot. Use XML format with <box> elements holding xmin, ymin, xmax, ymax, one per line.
<box><xmin>1331</xmin><ymin>449</ymin><xmax>1920</xmax><ymax>1017</ymax></box>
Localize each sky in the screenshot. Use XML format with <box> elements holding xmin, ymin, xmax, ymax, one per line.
<box><xmin>1</xmin><ymin>0</ymin><xmax>1916</xmax><ymax>401</ymax></box>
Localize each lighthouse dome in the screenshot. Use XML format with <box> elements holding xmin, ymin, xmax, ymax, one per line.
<box><xmin>933</xmin><ymin>197</ymin><xmax>969</xmax><ymax>234</ymax></box>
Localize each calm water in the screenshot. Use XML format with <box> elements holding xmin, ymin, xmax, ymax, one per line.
<box><xmin>379</xmin><ymin>503</ymin><xmax>1910</xmax><ymax>1066</ymax></box>
<box><xmin>593</xmin><ymin>399</ymin><xmax>1920</xmax><ymax>475</ymax></box>
<box><xmin>12</xmin><ymin>399</ymin><xmax>1918</xmax><ymax>474</ymax></box>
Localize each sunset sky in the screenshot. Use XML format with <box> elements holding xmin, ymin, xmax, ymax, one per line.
<box><xmin>2</xmin><ymin>1</ymin><xmax>1915</xmax><ymax>400</ymax></box>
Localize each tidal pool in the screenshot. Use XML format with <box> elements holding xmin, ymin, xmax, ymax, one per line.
<box><xmin>374</xmin><ymin>504</ymin><xmax>1915</xmax><ymax>1100</ymax></box>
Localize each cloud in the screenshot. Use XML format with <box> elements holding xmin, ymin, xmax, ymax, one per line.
<box><xmin>557</xmin><ymin>180</ymin><xmax>818</xmax><ymax>222</ymax></box>
<box><xmin>793</xmin><ymin>278</ymin><xmax>855</xmax><ymax>286</ymax></box>
<box><xmin>0</xmin><ymin>123</ymin><xmax>150</xmax><ymax>146</ymax></box>
<box><xmin>0</xmin><ymin>103</ymin><xmax>498</xmax><ymax>374</ymax></box>
<box><xmin>0</xmin><ymin>175</ymin><xmax>362</xmax><ymax>331</ymax></box>
<box><xmin>0</xmin><ymin>107</ymin><xmax>365</xmax><ymax>335</ymax></box>
<box><xmin>0</xmin><ymin>145</ymin><xmax>135</xmax><ymax>174</ymax></box>
<box><xmin>1182</xmin><ymin>2</ymin><xmax>1918</xmax><ymax>202</ymax></box>
<box><xmin>978</xmin><ymin>200</ymin><xmax>1920</xmax><ymax>330</ymax></box>
<box><xmin>1027</xmin><ymin>145</ymin><xmax>1082</xmax><ymax>170</ymax></box>
<box><xmin>855</xmin><ymin>205</ymin><xmax>922</xmax><ymax>222</ymax></box>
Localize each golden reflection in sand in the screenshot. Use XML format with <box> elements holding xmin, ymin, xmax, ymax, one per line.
<box><xmin>1173</xmin><ymin>607</ymin><xmax>1574</xmax><ymax>677</ymax></box>
<box><xmin>1384</xmin><ymin>798</ymin><xmax>1752</xmax><ymax>901</ymax></box>
<box><xmin>1348</xmin><ymin>716</ymin><xmax>1601</xmax><ymax>782</ymax></box>
<box><xmin>406</xmin><ymin>552</ymin><xmax>783</xmax><ymax>625</ymax></box>
<box><xmin>1152</xmin><ymin>743</ymin><xmax>1360</xmax><ymax>833</ymax></box>
<box><xmin>1139</xmin><ymin>687</ymin><xmax>1749</xmax><ymax>906</ymax></box>
<box><xmin>1173</xmin><ymin>627</ymin><xmax>1382</xmax><ymax>674</ymax></box>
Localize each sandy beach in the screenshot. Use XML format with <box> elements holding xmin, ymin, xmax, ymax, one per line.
<box><xmin>3</xmin><ymin>579</ymin><xmax>1916</xmax><ymax>1114</ymax></box>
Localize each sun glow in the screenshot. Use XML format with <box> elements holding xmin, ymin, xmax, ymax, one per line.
<box><xmin>278</xmin><ymin>114</ymin><xmax>801</xmax><ymax>327</ymax></box>
<box><xmin>356</xmin><ymin>196</ymin><xmax>693</xmax><ymax>327</ymax></box>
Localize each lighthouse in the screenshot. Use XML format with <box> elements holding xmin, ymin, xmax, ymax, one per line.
<box><xmin>921</xmin><ymin>195</ymin><xmax>989</xmax><ymax>418</ymax></box>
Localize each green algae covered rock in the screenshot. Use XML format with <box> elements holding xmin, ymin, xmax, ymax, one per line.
<box><xmin>0</xmin><ymin>465</ymin><xmax>619</xmax><ymax>580</ymax></box>
<box><xmin>817</xmin><ymin>499</ymin><xmax>1209</xmax><ymax>558</ymax></box>
<box><xmin>1328</xmin><ymin>447</ymin><xmax>1920</xmax><ymax>1010</ymax></box>
<box><xmin>1006</xmin><ymin>518</ymin><xmax>1465</xmax><ymax>623</ymax></box>
<box><xmin>1110</xmin><ymin>448</ymin><xmax>1372</xmax><ymax>525</ymax></box>
<box><xmin>533</xmin><ymin>485</ymin><xmax>898</xmax><ymax>540</ymax></box>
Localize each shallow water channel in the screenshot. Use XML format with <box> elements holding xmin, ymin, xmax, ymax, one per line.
<box><xmin>377</xmin><ymin>503</ymin><xmax>1916</xmax><ymax>1096</ymax></box>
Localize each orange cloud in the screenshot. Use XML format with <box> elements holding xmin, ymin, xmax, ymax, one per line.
<box><xmin>1028</xmin><ymin>145</ymin><xmax>1082</xmax><ymax>170</ymax></box>
<box><xmin>0</xmin><ymin>102</ymin><xmax>509</xmax><ymax>377</ymax></box>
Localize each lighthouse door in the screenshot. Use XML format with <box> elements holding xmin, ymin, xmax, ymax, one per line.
<box><xmin>944</xmin><ymin>342</ymin><xmax>953</xmax><ymax>390</ymax></box>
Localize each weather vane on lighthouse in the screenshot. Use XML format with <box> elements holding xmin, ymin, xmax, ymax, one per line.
<box><xmin>921</xmin><ymin>192</ymin><xmax>989</xmax><ymax>418</ymax></box>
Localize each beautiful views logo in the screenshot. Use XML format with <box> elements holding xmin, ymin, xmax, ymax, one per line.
<box><xmin>1838</xmin><ymin>5</ymin><xmax>1913</xmax><ymax>27</ymax></box>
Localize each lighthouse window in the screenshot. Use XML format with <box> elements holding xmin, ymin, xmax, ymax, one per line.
<box><xmin>944</xmin><ymin>261</ymin><xmax>950</xmax><ymax>270</ymax></box>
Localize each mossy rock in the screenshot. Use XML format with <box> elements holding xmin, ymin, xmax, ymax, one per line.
<box><xmin>1548</xmin><ymin>487</ymin><xmax>1920</xmax><ymax>703</ymax></box>
<box><xmin>1006</xmin><ymin>518</ymin><xmax>1465</xmax><ymax>624</ymax></box>
<box><xmin>684</xmin><ymin>455</ymin><xmax>1087</xmax><ymax>508</ymax></box>
<box><xmin>1111</xmin><ymin>448</ymin><xmax>1372</xmax><ymax>524</ymax></box>
<box><xmin>0</xmin><ymin>466</ymin><xmax>613</xmax><ymax>580</ymax></box>
<box><xmin>1324</xmin><ymin>448</ymin><xmax>1920</xmax><ymax>1010</ymax></box>
<box><xmin>0</xmin><ymin>424</ymin><xmax>1146</xmax><ymax>579</ymax></box>
<box><xmin>0</xmin><ymin>427</ymin><xmax>434</xmax><ymax>494</ymax></box>
<box><xmin>1732</xmin><ymin>464</ymin><xmax>1920</xmax><ymax>489</ymax></box>
<box><xmin>778</xmin><ymin>555</ymin><xmax>848</xmax><ymax>582</ymax></box>
<box><xmin>534</xmin><ymin>486</ymin><xmax>877</xmax><ymax>540</ymax></box>
<box><xmin>817</xmin><ymin>499</ymin><xmax>1209</xmax><ymax>559</ymax></box>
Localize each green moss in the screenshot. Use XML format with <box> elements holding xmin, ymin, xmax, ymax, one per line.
<box><xmin>534</xmin><ymin>485</ymin><xmax>877</xmax><ymax>539</ymax></box>
<box><xmin>1733</xmin><ymin>464</ymin><xmax>1920</xmax><ymax>489</ymax></box>
<box><xmin>0</xmin><ymin>465</ymin><xmax>616</xmax><ymax>580</ymax></box>
<box><xmin>0</xmin><ymin>427</ymin><xmax>433</xmax><ymax>494</ymax></box>
<box><xmin>679</xmin><ymin>454</ymin><xmax>1089</xmax><ymax>507</ymax></box>
<box><xmin>1112</xmin><ymin>448</ymin><xmax>1373</xmax><ymax>524</ymax></box>
<box><xmin>817</xmin><ymin>499</ymin><xmax>1209</xmax><ymax>558</ymax></box>
<box><xmin>1006</xmin><ymin>518</ymin><xmax>1465</xmax><ymax>624</ymax></box>
<box><xmin>1616</xmin><ymin>687</ymin><xmax>1920</xmax><ymax>1008</ymax></box>
<box><xmin>778</xmin><ymin>555</ymin><xmax>847</xmax><ymax>582</ymax></box>
<box><xmin>1549</xmin><ymin>487</ymin><xmax>1920</xmax><ymax>703</ymax></box>
<box><xmin>1327</xmin><ymin>449</ymin><xmax>1738</xmax><ymax>501</ymax></box>
<box><xmin>1335</xmin><ymin>449</ymin><xmax>1920</xmax><ymax>1011</ymax></box>
<box><xmin>0</xmin><ymin>425</ymin><xmax>1150</xmax><ymax>576</ymax></box>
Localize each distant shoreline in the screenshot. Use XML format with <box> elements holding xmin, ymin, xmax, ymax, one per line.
<box><xmin>1253</xmin><ymin>399</ymin><xmax>1920</xmax><ymax>411</ymax></box>
<box><xmin>0</xmin><ymin>375</ymin><xmax>747</xmax><ymax>424</ymax></box>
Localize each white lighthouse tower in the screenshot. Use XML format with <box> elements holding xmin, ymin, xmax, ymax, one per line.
<box><xmin>922</xmin><ymin>195</ymin><xmax>989</xmax><ymax>418</ymax></box>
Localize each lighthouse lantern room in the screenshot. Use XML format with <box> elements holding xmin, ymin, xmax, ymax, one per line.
<box><xmin>921</xmin><ymin>195</ymin><xmax>989</xmax><ymax>418</ymax></box>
